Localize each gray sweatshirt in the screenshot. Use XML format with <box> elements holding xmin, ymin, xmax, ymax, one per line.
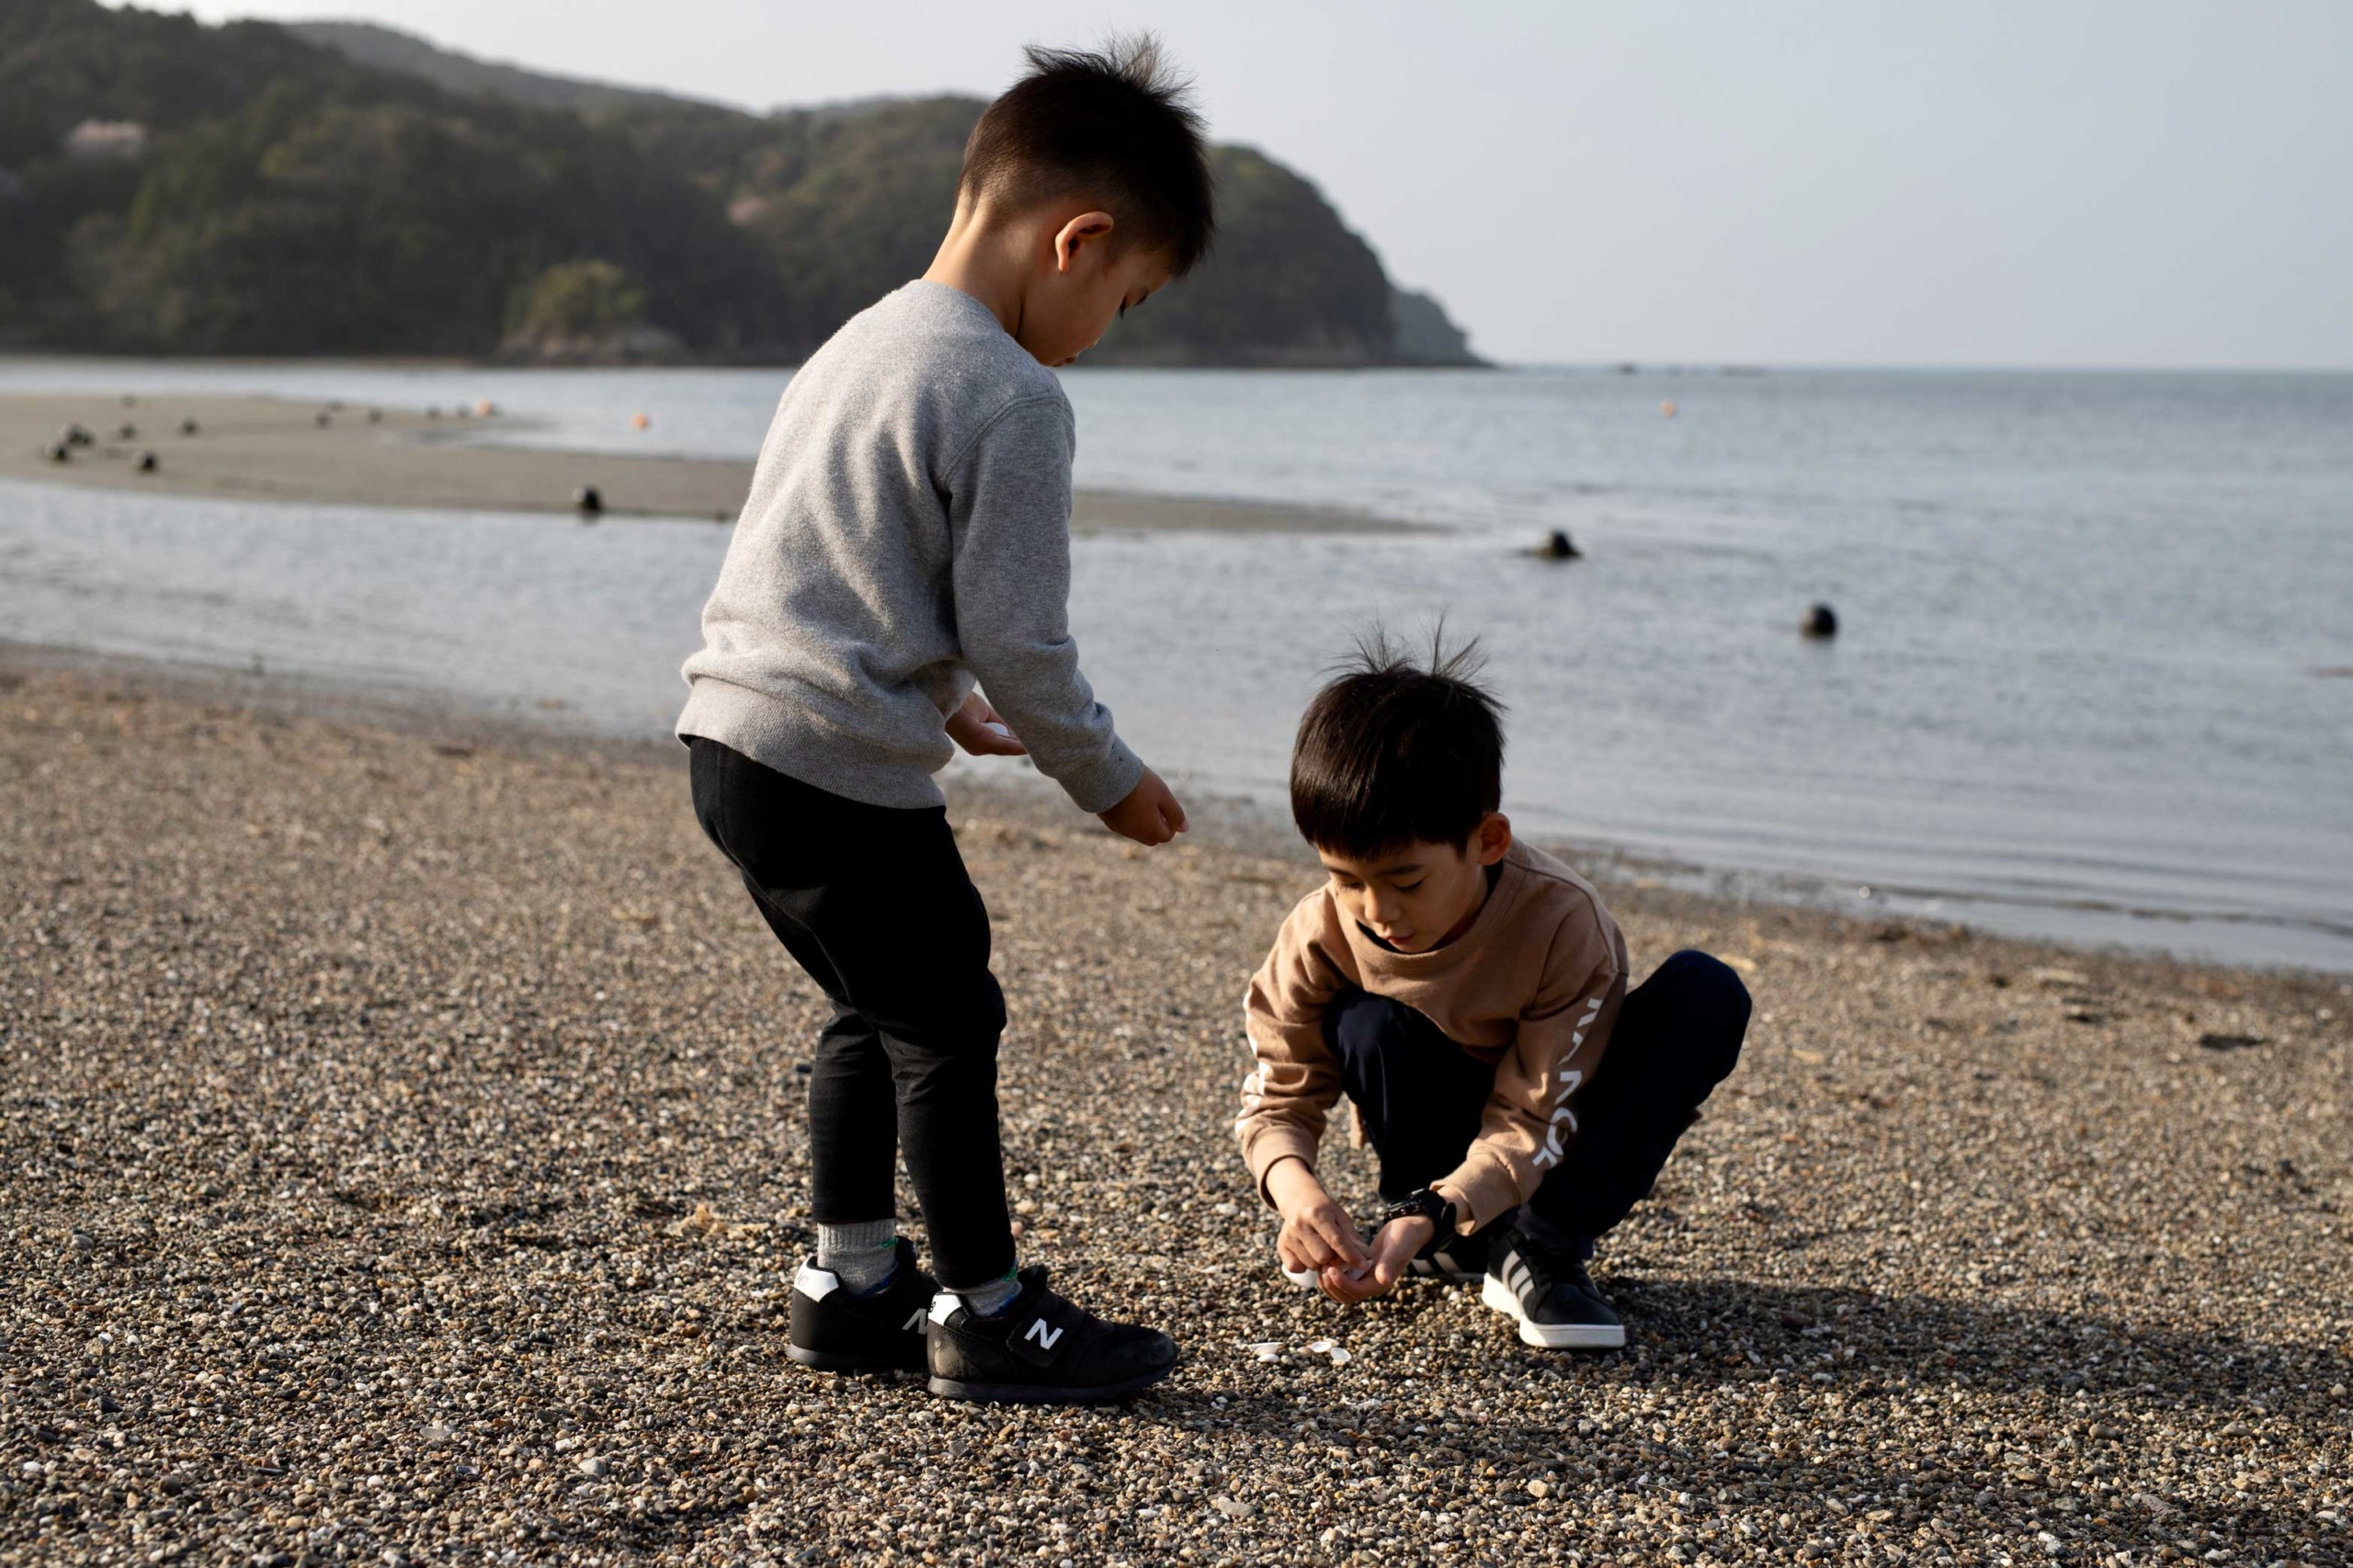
<box><xmin>676</xmin><ymin>281</ymin><xmax>1142</xmax><ymax>813</ymax></box>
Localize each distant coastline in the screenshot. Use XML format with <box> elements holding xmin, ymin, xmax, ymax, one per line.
<box><xmin>0</xmin><ymin>3</ymin><xmax>1484</xmax><ymax>369</ymax></box>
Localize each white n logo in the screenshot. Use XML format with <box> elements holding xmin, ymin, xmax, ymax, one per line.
<box><xmin>1023</xmin><ymin>1319</ymin><xmax>1064</xmax><ymax>1352</ymax></box>
<box><xmin>903</xmin><ymin>1308</ymin><xmax>926</xmax><ymax>1333</ymax></box>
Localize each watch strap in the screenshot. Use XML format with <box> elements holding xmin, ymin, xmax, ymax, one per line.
<box><xmin>1381</xmin><ymin>1187</ymin><xmax>1457</xmax><ymax>1256</ymax></box>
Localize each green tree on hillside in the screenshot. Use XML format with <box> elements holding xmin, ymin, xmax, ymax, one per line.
<box><xmin>506</xmin><ymin>259</ymin><xmax>648</xmax><ymax>345</ymax></box>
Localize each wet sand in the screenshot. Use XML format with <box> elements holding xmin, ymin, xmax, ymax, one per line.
<box><xmin>3</xmin><ymin>654</ymin><xmax>2347</xmax><ymax>1566</ymax></box>
<box><xmin>0</xmin><ymin>392</ymin><xmax>1420</xmax><ymax>532</ymax></box>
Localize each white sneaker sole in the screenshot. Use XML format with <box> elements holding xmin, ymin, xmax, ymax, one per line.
<box><xmin>1480</xmin><ymin>1275</ymin><xmax>1627</xmax><ymax>1349</ymax></box>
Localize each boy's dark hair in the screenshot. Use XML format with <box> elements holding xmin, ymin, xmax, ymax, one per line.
<box><xmin>961</xmin><ymin>36</ymin><xmax>1216</xmax><ymax>277</ymax></box>
<box><xmin>1291</xmin><ymin>630</ymin><xmax>1507</xmax><ymax>858</ymax></box>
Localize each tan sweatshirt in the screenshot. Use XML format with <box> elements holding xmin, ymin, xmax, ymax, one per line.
<box><xmin>1237</xmin><ymin>839</ymin><xmax>1628</xmax><ymax>1232</ymax></box>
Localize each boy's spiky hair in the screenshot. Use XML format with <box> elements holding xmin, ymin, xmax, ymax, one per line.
<box><xmin>961</xmin><ymin>35</ymin><xmax>1217</xmax><ymax>277</ymax></box>
<box><xmin>1290</xmin><ymin>628</ymin><xmax>1507</xmax><ymax>858</ymax></box>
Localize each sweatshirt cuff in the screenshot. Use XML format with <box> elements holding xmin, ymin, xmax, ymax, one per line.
<box><xmin>1244</xmin><ymin>1126</ymin><xmax>1321</xmax><ymax>1209</ymax></box>
<box><xmin>1435</xmin><ymin>1149</ymin><xmax>1525</xmax><ymax>1234</ymax></box>
<box><xmin>1053</xmin><ymin>733</ymin><xmax>1145</xmax><ymax>816</ymax></box>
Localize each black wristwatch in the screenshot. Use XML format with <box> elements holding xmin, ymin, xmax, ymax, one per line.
<box><xmin>1381</xmin><ymin>1187</ymin><xmax>1458</xmax><ymax>1256</ymax></box>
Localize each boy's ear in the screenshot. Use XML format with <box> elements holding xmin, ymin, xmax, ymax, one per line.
<box><xmin>1052</xmin><ymin>210</ymin><xmax>1117</xmax><ymax>274</ymax></box>
<box><xmin>1472</xmin><ymin>812</ymin><xmax>1512</xmax><ymax>867</ymax></box>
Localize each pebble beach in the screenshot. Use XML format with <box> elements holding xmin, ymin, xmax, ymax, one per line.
<box><xmin>4</xmin><ymin>658</ymin><xmax>2349</xmax><ymax>1567</ymax></box>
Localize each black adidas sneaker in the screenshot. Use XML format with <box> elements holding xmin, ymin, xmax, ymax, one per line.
<box><xmin>1411</xmin><ymin>1225</ymin><xmax>1490</xmax><ymax>1285</ymax></box>
<box><xmin>1278</xmin><ymin>1221</ymin><xmax>1489</xmax><ymax>1290</ymax></box>
<box><xmin>926</xmin><ymin>1267</ymin><xmax>1178</xmax><ymax>1404</ymax></box>
<box><xmin>1480</xmin><ymin>1222</ymin><xmax>1625</xmax><ymax>1350</ymax></box>
<box><xmin>787</xmin><ymin>1238</ymin><xmax>937</xmax><ymax>1373</ymax></box>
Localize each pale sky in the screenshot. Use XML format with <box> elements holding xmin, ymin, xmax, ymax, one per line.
<box><xmin>125</xmin><ymin>0</ymin><xmax>2353</xmax><ymax>368</ymax></box>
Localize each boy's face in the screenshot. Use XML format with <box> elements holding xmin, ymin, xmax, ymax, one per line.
<box><xmin>1316</xmin><ymin>814</ymin><xmax>1512</xmax><ymax>954</ymax></box>
<box><xmin>1017</xmin><ymin>210</ymin><xmax>1173</xmax><ymax>368</ymax></box>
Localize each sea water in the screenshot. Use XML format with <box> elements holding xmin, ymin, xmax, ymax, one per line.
<box><xmin>2</xmin><ymin>358</ymin><xmax>2347</xmax><ymax>970</ymax></box>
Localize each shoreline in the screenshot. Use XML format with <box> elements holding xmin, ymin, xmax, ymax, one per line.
<box><xmin>3</xmin><ymin>653</ymin><xmax>2347</xmax><ymax>1564</ymax></box>
<box><xmin>0</xmin><ymin>392</ymin><xmax>1427</xmax><ymax>532</ymax></box>
<box><xmin>6</xmin><ymin>636</ymin><xmax>2343</xmax><ymax>987</ymax></box>
<box><xmin>8</xmin><ymin>637</ymin><xmax>2341</xmax><ymax>979</ymax></box>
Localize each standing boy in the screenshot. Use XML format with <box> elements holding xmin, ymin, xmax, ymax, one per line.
<box><xmin>1238</xmin><ymin>640</ymin><xmax>1751</xmax><ymax>1348</ymax></box>
<box><xmin>679</xmin><ymin>40</ymin><xmax>1210</xmax><ymax>1403</ymax></box>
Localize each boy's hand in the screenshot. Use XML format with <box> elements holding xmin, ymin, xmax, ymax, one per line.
<box><xmin>1318</xmin><ymin>1214</ymin><xmax>1433</xmax><ymax>1304</ymax></box>
<box><xmin>947</xmin><ymin>692</ymin><xmax>1028</xmax><ymax>756</ymax></box>
<box><xmin>1097</xmin><ymin>767</ymin><xmax>1188</xmax><ymax>846</ymax></box>
<box><xmin>1267</xmin><ymin>1158</ymin><xmax>1370</xmax><ymax>1280</ymax></box>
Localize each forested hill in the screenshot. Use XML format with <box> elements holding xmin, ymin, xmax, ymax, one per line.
<box><xmin>0</xmin><ymin>1</ymin><xmax>1482</xmax><ymax>366</ymax></box>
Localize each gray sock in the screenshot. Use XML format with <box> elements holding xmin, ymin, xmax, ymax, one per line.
<box><xmin>816</xmin><ymin>1219</ymin><xmax>899</xmax><ymax>1294</ymax></box>
<box><xmin>957</xmin><ymin>1268</ymin><xmax>1024</xmax><ymax>1318</ymax></box>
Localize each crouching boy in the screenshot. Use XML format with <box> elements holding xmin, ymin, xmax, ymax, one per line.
<box><xmin>1237</xmin><ymin>640</ymin><xmax>1751</xmax><ymax>1348</ymax></box>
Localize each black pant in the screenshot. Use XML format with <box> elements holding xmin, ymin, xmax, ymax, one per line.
<box><xmin>1328</xmin><ymin>949</ymin><xmax>1750</xmax><ymax>1249</ymax></box>
<box><xmin>688</xmin><ymin>738</ymin><xmax>1013</xmax><ymax>1290</ymax></box>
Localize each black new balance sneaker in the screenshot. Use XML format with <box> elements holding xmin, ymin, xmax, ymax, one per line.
<box><xmin>1480</xmin><ymin>1222</ymin><xmax>1625</xmax><ymax>1350</ymax></box>
<box><xmin>926</xmin><ymin>1267</ymin><xmax>1178</xmax><ymax>1404</ymax></box>
<box><xmin>787</xmin><ymin>1238</ymin><xmax>938</xmax><ymax>1373</ymax></box>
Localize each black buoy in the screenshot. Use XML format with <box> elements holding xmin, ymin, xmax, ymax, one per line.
<box><xmin>1535</xmin><ymin>528</ymin><xmax>1583</xmax><ymax>561</ymax></box>
<box><xmin>574</xmin><ymin>484</ymin><xmax>604</xmax><ymax>516</ymax></box>
<box><xmin>118</xmin><ymin>422</ymin><xmax>137</xmax><ymax>439</ymax></box>
<box><xmin>1802</xmin><ymin>603</ymin><xmax>1839</xmax><ymax>640</ymax></box>
<box><xmin>61</xmin><ymin>424</ymin><xmax>94</xmax><ymax>448</ymax></box>
<box><xmin>42</xmin><ymin>442</ymin><xmax>69</xmax><ymax>463</ymax></box>
<box><xmin>314</xmin><ymin>410</ymin><xmax>332</xmax><ymax>427</ymax></box>
<box><xmin>179</xmin><ymin>416</ymin><xmax>199</xmax><ymax>436</ymax></box>
<box><xmin>366</xmin><ymin>408</ymin><xmax>382</xmax><ymax>424</ymax></box>
<box><xmin>134</xmin><ymin>450</ymin><xmax>158</xmax><ymax>472</ymax></box>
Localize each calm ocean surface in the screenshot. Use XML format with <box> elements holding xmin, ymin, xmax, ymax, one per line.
<box><xmin>4</xmin><ymin>358</ymin><xmax>2349</xmax><ymax>970</ymax></box>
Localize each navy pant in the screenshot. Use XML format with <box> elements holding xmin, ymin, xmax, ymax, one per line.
<box><xmin>1328</xmin><ymin>949</ymin><xmax>1749</xmax><ymax>1249</ymax></box>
